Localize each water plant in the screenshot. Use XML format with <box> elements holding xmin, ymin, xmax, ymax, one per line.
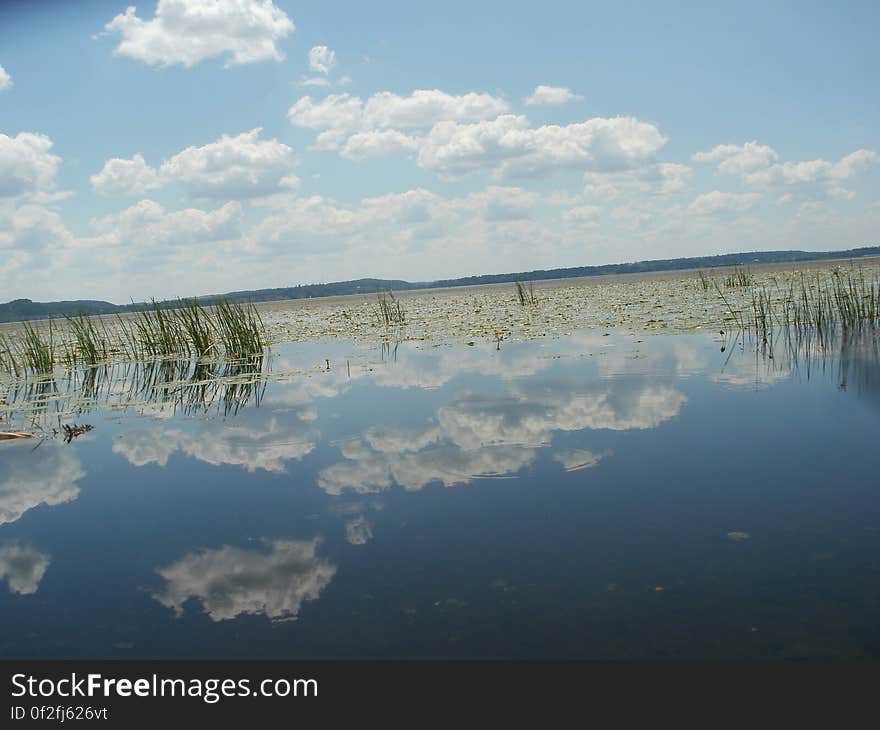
<box><xmin>0</xmin><ymin>299</ymin><xmax>266</xmax><ymax>377</ymax></box>
<box><xmin>725</xmin><ymin>266</ymin><xmax>753</xmax><ymax>289</ymax></box>
<box><xmin>514</xmin><ymin>280</ymin><xmax>538</xmax><ymax>306</ymax></box>
<box><xmin>374</xmin><ymin>290</ymin><xmax>406</xmax><ymax>327</ymax></box>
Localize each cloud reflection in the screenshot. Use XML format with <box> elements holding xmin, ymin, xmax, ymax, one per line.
<box><xmin>153</xmin><ymin>538</ymin><xmax>336</xmax><ymax>622</ymax></box>
<box><xmin>0</xmin><ymin>442</ymin><xmax>84</xmax><ymax>525</ymax></box>
<box><xmin>0</xmin><ymin>542</ymin><xmax>50</xmax><ymax>595</ymax></box>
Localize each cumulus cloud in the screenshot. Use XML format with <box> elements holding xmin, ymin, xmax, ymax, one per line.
<box><xmin>91</xmin><ymin>199</ymin><xmax>243</xmax><ymax>249</ymax></box>
<box><xmin>90</xmin><ymin>154</ymin><xmax>162</xmax><ymax>196</ymax></box>
<box><xmin>308</xmin><ymin>45</ymin><xmax>336</xmax><ymax>75</ymax></box>
<box><xmin>159</xmin><ymin>129</ymin><xmax>295</xmax><ymax>198</ymax></box>
<box><xmin>418</xmin><ymin>114</ymin><xmax>667</xmax><ymax>179</ymax></box>
<box><xmin>340</xmin><ymin>130</ymin><xmax>421</xmax><ymax>160</ymax></box>
<box><xmin>687</xmin><ymin>190</ymin><xmax>761</xmax><ymax>215</ymax></box>
<box><xmin>154</xmin><ymin>538</ymin><xmax>336</xmax><ymax>621</ymax></box>
<box><xmin>91</xmin><ymin>129</ymin><xmax>295</xmax><ymax>198</ymax></box>
<box><xmin>0</xmin><ymin>64</ymin><xmax>12</xmax><ymax>91</ymax></box>
<box><xmin>0</xmin><ymin>132</ymin><xmax>61</xmax><ymax>199</ymax></box>
<box><xmin>584</xmin><ymin>162</ymin><xmax>692</xmax><ymax>197</ymax></box>
<box><xmin>288</xmin><ymin>89</ymin><xmax>510</xmax><ymax>151</ymax></box>
<box><xmin>694</xmin><ymin>141</ymin><xmax>878</xmax><ymax>201</ymax></box>
<box><xmin>693</xmin><ymin>141</ymin><xmax>779</xmax><ymax>175</ymax></box>
<box><xmin>103</xmin><ymin>0</ymin><xmax>295</xmax><ymax>68</ymax></box>
<box><xmin>0</xmin><ymin>543</ymin><xmax>50</xmax><ymax>595</ymax></box>
<box><xmin>525</xmin><ymin>85</ymin><xmax>582</xmax><ymax>105</ymax></box>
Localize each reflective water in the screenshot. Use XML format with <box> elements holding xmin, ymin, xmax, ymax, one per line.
<box><xmin>1</xmin><ymin>329</ymin><xmax>879</xmax><ymax>659</ymax></box>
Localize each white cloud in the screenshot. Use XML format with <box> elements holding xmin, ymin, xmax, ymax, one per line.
<box><xmin>91</xmin><ymin>129</ymin><xmax>295</xmax><ymax>199</ymax></box>
<box><xmin>418</xmin><ymin>114</ymin><xmax>667</xmax><ymax>179</ymax></box>
<box><xmin>693</xmin><ymin>141</ymin><xmax>779</xmax><ymax>175</ymax></box>
<box><xmin>154</xmin><ymin>538</ymin><xmax>335</xmax><ymax>621</ymax></box>
<box><xmin>0</xmin><ymin>132</ymin><xmax>61</xmax><ymax>199</ymax></box>
<box><xmin>584</xmin><ymin>162</ymin><xmax>692</xmax><ymax>197</ymax></box>
<box><xmin>694</xmin><ymin>141</ymin><xmax>878</xmax><ymax>200</ymax></box>
<box><xmin>831</xmin><ymin>149</ymin><xmax>878</xmax><ymax>179</ymax></box>
<box><xmin>103</xmin><ymin>0</ymin><xmax>294</xmax><ymax>68</ymax></box>
<box><xmin>0</xmin><ymin>543</ymin><xmax>50</xmax><ymax>595</ymax></box>
<box><xmin>91</xmin><ymin>199</ymin><xmax>243</xmax><ymax>249</ymax></box>
<box><xmin>340</xmin><ymin>130</ymin><xmax>421</xmax><ymax>160</ymax></box>
<box><xmin>308</xmin><ymin>45</ymin><xmax>336</xmax><ymax>75</ymax></box>
<box><xmin>90</xmin><ymin>154</ymin><xmax>162</xmax><ymax>196</ymax></box>
<box><xmin>687</xmin><ymin>190</ymin><xmax>761</xmax><ymax>215</ymax></box>
<box><xmin>0</xmin><ymin>64</ymin><xmax>12</xmax><ymax>91</ymax></box>
<box><xmin>159</xmin><ymin>129</ymin><xmax>294</xmax><ymax>198</ymax></box>
<box><xmin>288</xmin><ymin>89</ymin><xmax>510</xmax><ymax>150</ymax></box>
<box><xmin>525</xmin><ymin>85</ymin><xmax>582</xmax><ymax>105</ymax></box>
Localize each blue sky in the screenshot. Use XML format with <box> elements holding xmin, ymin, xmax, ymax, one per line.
<box><xmin>1</xmin><ymin>0</ymin><xmax>878</xmax><ymax>302</ymax></box>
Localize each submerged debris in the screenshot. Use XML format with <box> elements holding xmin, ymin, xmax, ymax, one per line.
<box><xmin>0</xmin><ymin>431</ymin><xmax>34</xmax><ymax>440</ymax></box>
<box><xmin>62</xmin><ymin>423</ymin><xmax>94</xmax><ymax>443</ymax></box>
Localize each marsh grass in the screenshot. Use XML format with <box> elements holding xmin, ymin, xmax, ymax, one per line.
<box><xmin>65</xmin><ymin>314</ymin><xmax>110</xmax><ymax>366</ymax></box>
<box><xmin>0</xmin><ymin>299</ymin><xmax>266</xmax><ymax>378</ymax></box>
<box><xmin>374</xmin><ymin>290</ymin><xmax>406</xmax><ymax>328</ymax></box>
<box><xmin>725</xmin><ymin>267</ymin><xmax>754</xmax><ymax>289</ymax></box>
<box><xmin>697</xmin><ymin>270</ymin><xmax>713</xmax><ymax>292</ymax></box>
<box><xmin>515</xmin><ymin>280</ymin><xmax>538</xmax><ymax>306</ymax></box>
<box><xmin>726</xmin><ymin>266</ymin><xmax>880</xmax><ymax>361</ymax></box>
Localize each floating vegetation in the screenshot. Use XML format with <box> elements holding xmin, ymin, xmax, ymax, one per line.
<box><xmin>514</xmin><ymin>280</ymin><xmax>538</xmax><ymax>306</ymax></box>
<box><xmin>374</xmin><ymin>290</ymin><xmax>406</xmax><ymax>328</ymax></box>
<box><xmin>0</xmin><ymin>299</ymin><xmax>266</xmax><ymax>378</ymax></box>
<box><xmin>61</xmin><ymin>423</ymin><xmax>94</xmax><ymax>443</ymax></box>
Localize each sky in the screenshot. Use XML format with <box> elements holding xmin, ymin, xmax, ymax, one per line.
<box><xmin>0</xmin><ymin>0</ymin><xmax>878</xmax><ymax>303</ymax></box>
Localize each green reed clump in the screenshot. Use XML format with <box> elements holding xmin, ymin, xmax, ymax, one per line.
<box><xmin>514</xmin><ymin>281</ymin><xmax>538</xmax><ymax>306</ymax></box>
<box><xmin>697</xmin><ymin>270</ymin><xmax>713</xmax><ymax>292</ymax></box>
<box><xmin>133</xmin><ymin>299</ymin><xmax>187</xmax><ymax>359</ymax></box>
<box><xmin>174</xmin><ymin>298</ymin><xmax>216</xmax><ymax>358</ymax></box>
<box><xmin>739</xmin><ymin>267</ymin><xmax>880</xmax><ymax>352</ymax></box>
<box><xmin>0</xmin><ymin>332</ymin><xmax>22</xmax><ymax>377</ymax></box>
<box><xmin>374</xmin><ymin>290</ymin><xmax>406</xmax><ymax>327</ymax></box>
<box><xmin>65</xmin><ymin>314</ymin><xmax>110</xmax><ymax>365</ymax></box>
<box><xmin>18</xmin><ymin>321</ymin><xmax>56</xmax><ymax>375</ymax></box>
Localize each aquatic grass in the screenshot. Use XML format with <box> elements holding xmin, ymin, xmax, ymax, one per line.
<box><xmin>0</xmin><ymin>298</ymin><xmax>267</xmax><ymax>378</ymax></box>
<box><xmin>374</xmin><ymin>290</ymin><xmax>406</xmax><ymax>328</ymax></box>
<box><xmin>17</xmin><ymin>321</ymin><xmax>56</xmax><ymax>375</ymax></box>
<box><xmin>725</xmin><ymin>266</ymin><xmax>753</xmax><ymax>289</ymax></box>
<box><xmin>174</xmin><ymin>298</ymin><xmax>217</xmax><ymax>358</ymax></box>
<box><xmin>214</xmin><ymin>299</ymin><xmax>264</xmax><ymax>359</ymax></box>
<box><xmin>514</xmin><ymin>280</ymin><xmax>538</xmax><ymax>306</ymax></box>
<box><xmin>64</xmin><ymin>313</ymin><xmax>110</xmax><ymax>366</ymax></box>
<box><xmin>696</xmin><ymin>270</ymin><xmax>713</xmax><ymax>292</ymax></box>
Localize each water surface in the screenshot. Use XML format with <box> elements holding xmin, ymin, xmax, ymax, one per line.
<box><xmin>1</xmin><ymin>330</ymin><xmax>879</xmax><ymax>658</ymax></box>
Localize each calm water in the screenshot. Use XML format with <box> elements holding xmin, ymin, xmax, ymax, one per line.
<box><xmin>1</xmin><ymin>330</ymin><xmax>879</xmax><ymax>659</ymax></box>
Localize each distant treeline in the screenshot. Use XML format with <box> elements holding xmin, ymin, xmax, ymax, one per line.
<box><xmin>2</xmin><ymin>245</ymin><xmax>879</xmax><ymax>324</ymax></box>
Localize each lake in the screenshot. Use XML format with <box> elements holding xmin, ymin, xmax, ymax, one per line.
<box><xmin>1</xmin><ymin>329</ymin><xmax>879</xmax><ymax>659</ymax></box>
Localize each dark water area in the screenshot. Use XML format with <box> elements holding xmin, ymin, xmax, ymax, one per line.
<box><xmin>1</xmin><ymin>329</ymin><xmax>879</xmax><ymax>659</ymax></box>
